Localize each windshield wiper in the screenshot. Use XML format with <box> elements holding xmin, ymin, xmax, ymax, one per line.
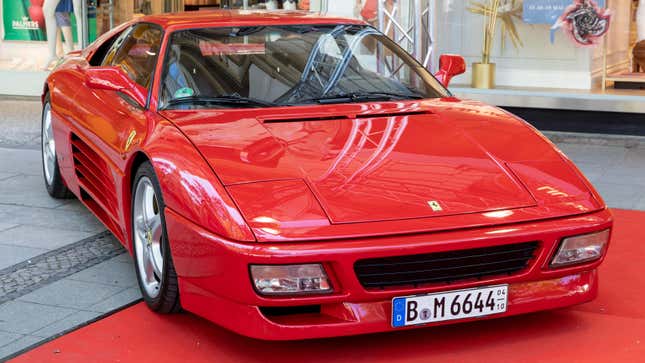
<box><xmin>163</xmin><ymin>95</ymin><xmax>277</xmax><ymax>109</ymax></box>
<box><xmin>294</xmin><ymin>92</ymin><xmax>424</xmax><ymax>105</ymax></box>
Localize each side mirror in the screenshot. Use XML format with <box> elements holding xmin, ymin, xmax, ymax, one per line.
<box><xmin>85</xmin><ymin>66</ymin><xmax>147</xmax><ymax>108</ymax></box>
<box><xmin>434</xmin><ymin>54</ymin><xmax>466</xmax><ymax>88</ymax></box>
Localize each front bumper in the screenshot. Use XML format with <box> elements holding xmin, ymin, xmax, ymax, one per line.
<box><xmin>165</xmin><ymin>208</ymin><xmax>612</xmax><ymax>340</ymax></box>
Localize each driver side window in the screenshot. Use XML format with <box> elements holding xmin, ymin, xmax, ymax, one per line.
<box><xmin>108</xmin><ymin>23</ymin><xmax>163</xmax><ymax>90</ymax></box>
<box><xmin>100</xmin><ymin>26</ymin><xmax>134</xmax><ymax>67</ymax></box>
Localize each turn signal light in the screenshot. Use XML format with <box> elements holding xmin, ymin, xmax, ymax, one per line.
<box><xmin>551</xmin><ymin>229</ymin><xmax>610</xmax><ymax>268</ymax></box>
<box><xmin>250</xmin><ymin>264</ymin><xmax>332</xmax><ymax>296</ymax></box>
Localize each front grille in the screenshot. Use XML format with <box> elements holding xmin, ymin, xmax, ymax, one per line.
<box><xmin>354</xmin><ymin>241</ymin><xmax>539</xmax><ymax>289</ymax></box>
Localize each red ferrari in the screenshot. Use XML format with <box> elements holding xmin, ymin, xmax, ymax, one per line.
<box><xmin>42</xmin><ymin>10</ymin><xmax>612</xmax><ymax>340</ymax></box>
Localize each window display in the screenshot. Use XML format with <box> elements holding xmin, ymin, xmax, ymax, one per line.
<box><xmin>601</xmin><ymin>0</ymin><xmax>645</xmax><ymax>89</ymax></box>
<box><xmin>431</xmin><ymin>0</ymin><xmax>645</xmax><ymax>95</ymax></box>
<box><xmin>1</xmin><ymin>0</ymin><xmax>644</xmax><ymax>100</ymax></box>
<box><xmin>43</xmin><ymin>0</ymin><xmax>82</xmax><ymax>68</ymax></box>
<box><xmin>1</xmin><ymin>0</ymin><xmax>169</xmax><ymax>71</ymax></box>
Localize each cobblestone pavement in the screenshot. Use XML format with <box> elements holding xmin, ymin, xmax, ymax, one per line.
<box><xmin>0</xmin><ymin>232</ymin><xmax>123</xmax><ymax>305</ymax></box>
<box><xmin>0</xmin><ymin>99</ymin><xmax>643</xmax><ymax>360</ymax></box>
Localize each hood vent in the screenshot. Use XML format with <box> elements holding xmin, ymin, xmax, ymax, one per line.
<box><xmin>355</xmin><ymin>110</ymin><xmax>432</xmax><ymax>119</ymax></box>
<box><xmin>262</xmin><ymin>115</ymin><xmax>349</xmax><ymax>123</ymax></box>
<box><xmin>262</xmin><ymin>110</ymin><xmax>432</xmax><ymax>123</ymax></box>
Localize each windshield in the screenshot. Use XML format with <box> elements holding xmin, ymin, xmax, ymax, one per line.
<box><xmin>159</xmin><ymin>24</ymin><xmax>449</xmax><ymax>109</ymax></box>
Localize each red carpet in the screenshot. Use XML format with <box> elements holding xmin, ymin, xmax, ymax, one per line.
<box><xmin>11</xmin><ymin>209</ymin><xmax>645</xmax><ymax>363</ymax></box>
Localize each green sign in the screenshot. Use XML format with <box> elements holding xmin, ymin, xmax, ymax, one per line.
<box><xmin>2</xmin><ymin>0</ymin><xmax>97</xmax><ymax>42</ymax></box>
<box><xmin>3</xmin><ymin>0</ymin><xmax>45</xmax><ymax>40</ymax></box>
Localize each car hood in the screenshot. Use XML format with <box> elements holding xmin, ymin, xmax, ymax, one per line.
<box><xmin>161</xmin><ymin>99</ymin><xmax>602</xmax><ymax>241</ymax></box>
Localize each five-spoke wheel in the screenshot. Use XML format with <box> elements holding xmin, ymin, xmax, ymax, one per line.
<box><xmin>42</xmin><ymin>102</ymin><xmax>56</xmax><ymax>186</ymax></box>
<box><xmin>132</xmin><ymin>162</ymin><xmax>181</xmax><ymax>313</ymax></box>
<box><xmin>41</xmin><ymin>94</ymin><xmax>73</xmax><ymax>199</ymax></box>
<box><xmin>133</xmin><ymin>176</ymin><xmax>165</xmax><ymax>298</ymax></box>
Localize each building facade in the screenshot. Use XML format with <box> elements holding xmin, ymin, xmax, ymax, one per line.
<box><xmin>1</xmin><ymin>0</ymin><xmax>643</xmax><ymax>113</ymax></box>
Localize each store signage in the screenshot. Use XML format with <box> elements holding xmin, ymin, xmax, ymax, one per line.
<box><xmin>2</xmin><ymin>0</ymin><xmax>95</xmax><ymax>42</ymax></box>
<box><xmin>12</xmin><ymin>16</ymin><xmax>40</xmax><ymax>30</ymax></box>
<box><xmin>523</xmin><ymin>0</ymin><xmax>605</xmax><ymax>24</ymax></box>
<box><xmin>3</xmin><ymin>0</ymin><xmax>46</xmax><ymax>41</ymax></box>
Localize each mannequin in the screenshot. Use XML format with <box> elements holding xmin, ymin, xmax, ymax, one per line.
<box><xmin>55</xmin><ymin>0</ymin><xmax>74</xmax><ymax>57</ymax></box>
<box><xmin>43</xmin><ymin>0</ymin><xmax>83</xmax><ymax>68</ymax></box>
<box><xmin>638</xmin><ymin>0</ymin><xmax>645</xmax><ymax>41</ymax></box>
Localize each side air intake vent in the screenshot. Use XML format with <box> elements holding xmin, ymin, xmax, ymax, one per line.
<box><xmin>70</xmin><ymin>134</ymin><xmax>120</xmax><ymax>233</ymax></box>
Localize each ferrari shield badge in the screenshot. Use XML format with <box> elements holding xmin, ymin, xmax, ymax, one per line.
<box><xmin>427</xmin><ymin>200</ymin><xmax>443</xmax><ymax>212</ymax></box>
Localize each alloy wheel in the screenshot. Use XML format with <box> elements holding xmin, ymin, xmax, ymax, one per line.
<box><xmin>42</xmin><ymin>103</ymin><xmax>56</xmax><ymax>186</ymax></box>
<box><xmin>133</xmin><ymin>177</ymin><xmax>165</xmax><ymax>298</ymax></box>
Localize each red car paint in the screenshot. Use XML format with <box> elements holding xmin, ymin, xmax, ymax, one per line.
<box><xmin>45</xmin><ymin>10</ymin><xmax>612</xmax><ymax>340</ymax></box>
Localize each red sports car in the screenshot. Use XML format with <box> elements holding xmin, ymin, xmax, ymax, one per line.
<box><xmin>42</xmin><ymin>10</ymin><xmax>612</xmax><ymax>340</ymax></box>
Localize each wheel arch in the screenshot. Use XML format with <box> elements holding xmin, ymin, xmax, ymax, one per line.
<box><xmin>125</xmin><ymin>122</ymin><xmax>255</xmax><ymax>244</ymax></box>
<box><xmin>42</xmin><ymin>83</ymin><xmax>50</xmax><ymax>104</ymax></box>
<box><xmin>128</xmin><ymin>151</ymin><xmax>151</xmax><ymax>189</ymax></box>
<box><xmin>122</xmin><ymin>151</ymin><xmax>153</xmax><ymax>252</ymax></box>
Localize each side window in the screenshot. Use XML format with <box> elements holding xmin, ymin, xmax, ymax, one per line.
<box><xmin>88</xmin><ymin>29</ymin><xmax>127</xmax><ymax>66</ymax></box>
<box><xmin>108</xmin><ymin>23</ymin><xmax>163</xmax><ymax>90</ymax></box>
<box><xmin>100</xmin><ymin>27</ymin><xmax>134</xmax><ymax>67</ymax></box>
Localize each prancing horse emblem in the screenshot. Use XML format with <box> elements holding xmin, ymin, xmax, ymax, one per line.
<box><xmin>125</xmin><ymin>130</ymin><xmax>137</xmax><ymax>152</ymax></box>
<box><xmin>427</xmin><ymin>200</ymin><xmax>442</xmax><ymax>212</ymax></box>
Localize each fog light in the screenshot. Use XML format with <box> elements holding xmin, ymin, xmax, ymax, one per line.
<box><xmin>250</xmin><ymin>264</ymin><xmax>332</xmax><ymax>295</ymax></box>
<box><xmin>551</xmin><ymin>229</ymin><xmax>610</xmax><ymax>268</ymax></box>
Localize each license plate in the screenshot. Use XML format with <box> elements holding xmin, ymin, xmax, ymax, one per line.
<box><xmin>392</xmin><ymin>285</ymin><xmax>508</xmax><ymax>327</ymax></box>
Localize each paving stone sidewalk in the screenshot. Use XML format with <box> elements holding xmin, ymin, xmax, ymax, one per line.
<box><xmin>0</xmin><ymin>99</ymin><xmax>643</xmax><ymax>360</ymax></box>
<box><xmin>0</xmin><ymin>99</ymin><xmax>141</xmax><ymax>359</ymax></box>
<box><xmin>0</xmin><ymin>146</ymin><xmax>141</xmax><ymax>359</ymax></box>
<box><xmin>547</xmin><ymin>133</ymin><xmax>645</xmax><ymax>211</ymax></box>
<box><xmin>0</xmin><ymin>98</ymin><xmax>42</xmax><ymax>149</ymax></box>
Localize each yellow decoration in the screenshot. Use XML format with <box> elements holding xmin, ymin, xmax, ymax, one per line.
<box><xmin>468</xmin><ymin>0</ymin><xmax>524</xmax><ymax>63</ymax></box>
<box><xmin>472</xmin><ymin>62</ymin><xmax>496</xmax><ymax>88</ymax></box>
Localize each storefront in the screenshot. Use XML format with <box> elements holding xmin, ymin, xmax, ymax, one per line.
<box><xmin>1</xmin><ymin>0</ymin><xmax>644</xmax><ymax>113</ymax></box>
<box><xmin>428</xmin><ymin>0</ymin><xmax>645</xmax><ymax>113</ymax></box>
<box><xmin>0</xmin><ymin>0</ymin><xmax>179</xmax><ymax>94</ymax></box>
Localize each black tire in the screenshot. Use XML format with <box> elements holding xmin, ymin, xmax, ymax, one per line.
<box><xmin>131</xmin><ymin>161</ymin><xmax>181</xmax><ymax>313</ymax></box>
<box><xmin>41</xmin><ymin>94</ymin><xmax>74</xmax><ymax>199</ymax></box>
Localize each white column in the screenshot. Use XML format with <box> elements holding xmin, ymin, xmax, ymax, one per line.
<box><xmin>637</xmin><ymin>0</ymin><xmax>645</xmax><ymax>41</ymax></box>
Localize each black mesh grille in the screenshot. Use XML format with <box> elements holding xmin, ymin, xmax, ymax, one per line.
<box><xmin>354</xmin><ymin>241</ymin><xmax>539</xmax><ymax>289</ymax></box>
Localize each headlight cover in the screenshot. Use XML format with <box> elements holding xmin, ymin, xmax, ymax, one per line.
<box><xmin>250</xmin><ymin>264</ymin><xmax>332</xmax><ymax>296</ymax></box>
<box><xmin>551</xmin><ymin>229</ymin><xmax>610</xmax><ymax>268</ymax></box>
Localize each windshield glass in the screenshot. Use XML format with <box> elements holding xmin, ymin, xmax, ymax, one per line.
<box><xmin>159</xmin><ymin>24</ymin><xmax>449</xmax><ymax>109</ymax></box>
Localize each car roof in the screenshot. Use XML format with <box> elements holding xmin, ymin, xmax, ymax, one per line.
<box><xmin>139</xmin><ymin>10</ymin><xmax>366</xmax><ymax>30</ymax></box>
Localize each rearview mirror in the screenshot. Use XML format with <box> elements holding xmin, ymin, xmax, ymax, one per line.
<box><xmin>85</xmin><ymin>66</ymin><xmax>147</xmax><ymax>108</ymax></box>
<box><xmin>434</xmin><ymin>54</ymin><xmax>466</xmax><ymax>88</ymax></box>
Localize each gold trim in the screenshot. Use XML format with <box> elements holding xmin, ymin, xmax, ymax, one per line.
<box><xmin>125</xmin><ymin>130</ymin><xmax>137</xmax><ymax>152</ymax></box>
